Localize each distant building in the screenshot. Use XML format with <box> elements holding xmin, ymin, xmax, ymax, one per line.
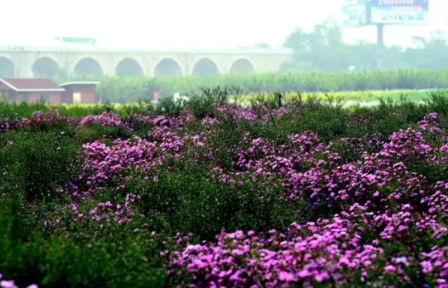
<box><xmin>0</xmin><ymin>78</ymin><xmax>98</xmax><ymax>104</ymax></box>
<box><xmin>60</xmin><ymin>82</ymin><xmax>98</xmax><ymax>104</ymax></box>
<box><xmin>0</xmin><ymin>78</ymin><xmax>64</xmax><ymax>103</ymax></box>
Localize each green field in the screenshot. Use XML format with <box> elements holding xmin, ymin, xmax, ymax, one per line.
<box><xmin>229</xmin><ymin>89</ymin><xmax>438</xmax><ymax>107</ymax></box>
<box><xmin>71</xmin><ymin>69</ymin><xmax>448</xmax><ymax>103</ymax></box>
<box><xmin>0</xmin><ymin>89</ymin><xmax>438</xmax><ymax>119</ymax></box>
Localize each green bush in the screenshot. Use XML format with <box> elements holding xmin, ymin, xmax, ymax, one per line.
<box><xmin>123</xmin><ymin>156</ymin><xmax>300</xmax><ymax>240</ymax></box>
<box><xmin>0</xmin><ymin>197</ymin><xmax>170</xmax><ymax>288</ymax></box>
<box><xmin>0</xmin><ymin>132</ymin><xmax>83</xmax><ymax>202</ymax></box>
<box><xmin>2</xmin><ymin>91</ymin><xmax>448</xmax><ymax>286</ymax></box>
<box><xmin>55</xmin><ymin>70</ymin><xmax>448</xmax><ymax>103</ymax></box>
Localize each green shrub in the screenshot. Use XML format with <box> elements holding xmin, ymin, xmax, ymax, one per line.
<box><xmin>0</xmin><ymin>197</ymin><xmax>170</xmax><ymax>288</ymax></box>
<box><xmin>125</xmin><ymin>161</ymin><xmax>300</xmax><ymax>240</ymax></box>
<box><xmin>65</xmin><ymin>70</ymin><xmax>448</xmax><ymax>103</ymax></box>
<box><xmin>2</xmin><ymin>90</ymin><xmax>448</xmax><ymax>287</ymax></box>
<box><xmin>0</xmin><ymin>132</ymin><xmax>83</xmax><ymax>202</ymax></box>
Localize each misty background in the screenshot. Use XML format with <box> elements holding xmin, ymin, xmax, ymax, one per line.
<box><xmin>2</xmin><ymin>0</ymin><xmax>447</xmax><ymax>50</ymax></box>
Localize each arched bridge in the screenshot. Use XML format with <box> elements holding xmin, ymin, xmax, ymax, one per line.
<box><xmin>0</xmin><ymin>46</ymin><xmax>293</xmax><ymax>78</ymax></box>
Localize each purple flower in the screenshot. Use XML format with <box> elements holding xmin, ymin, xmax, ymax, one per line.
<box><xmin>0</xmin><ymin>280</ymin><xmax>17</xmax><ymax>288</ymax></box>
<box><xmin>278</xmin><ymin>271</ymin><xmax>296</xmax><ymax>282</ymax></box>
<box><xmin>420</xmin><ymin>261</ymin><xmax>433</xmax><ymax>274</ymax></box>
<box><xmin>385</xmin><ymin>265</ymin><xmax>396</xmax><ymax>274</ymax></box>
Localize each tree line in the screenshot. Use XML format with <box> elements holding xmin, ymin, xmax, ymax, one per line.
<box><xmin>281</xmin><ymin>19</ymin><xmax>448</xmax><ymax>72</ymax></box>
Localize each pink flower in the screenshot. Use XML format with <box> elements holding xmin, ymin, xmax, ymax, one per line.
<box><xmin>397</xmin><ymin>225</ymin><xmax>407</xmax><ymax>232</ymax></box>
<box><xmin>231</xmin><ymin>249</ymin><xmax>244</xmax><ymax>256</ymax></box>
<box><xmin>394</xmin><ymin>257</ymin><xmax>409</xmax><ymax>266</ymax></box>
<box><xmin>420</xmin><ymin>261</ymin><xmax>433</xmax><ymax>274</ymax></box>
<box><xmin>235</xmin><ymin>230</ymin><xmax>244</xmax><ymax>239</ymax></box>
<box><xmin>315</xmin><ymin>272</ymin><xmax>329</xmax><ymax>282</ymax></box>
<box><xmin>278</xmin><ymin>271</ymin><xmax>295</xmax><ymax>282</ymax></box>
<box><xmin>0</xmin><ymin>280</ymin><xmax>17</xmax><ymax>288</ymax></box>
<box><xmin>297</xmin><ymin>269</ymin><xmax>310</xmax><ymax>278</ymax></box>
<box><xmin>385</xmin><ymin>265</ymin><xmax>396</xmax><ymax>274</ymax></box>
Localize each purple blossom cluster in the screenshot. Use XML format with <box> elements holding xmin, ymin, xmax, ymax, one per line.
<box><xmin>0</xmin><ymin>110</ymin><xmax>189</xmax><ymax>134</ymax></box>
<box><xmin>81</xmin><ymin>137</ymin><xmax>160</xmax><ymax>198</ymax></box>
<box><xmin>0</xmin><ymin>109</ymin><xmax>74</xmax><ymax>133</ymax></box>
<box><xmin>12</xmin><ymin>104</ymin><xmax>448</xmax><ymax>287</ymax></box>
<box><xmin>0</xmin><ymin>273</ymin><xmax>37</xmax><ymax>288</ymax></box>
<box><xmin>169</xmin><ymin>221</ymin><xmax>384</xmax><ymax>287</ymax></box>
<box><xmin>74</xmin><ymin>120</ymin><xmax>205</xmax><ymax>201</ymax></box>
<box><xmin>166</xmin><ymin>112</ymin><xmax>448</xmax><ymax>287</ymax></box>
<box><xmin>0</xmin><ymin>103</ymin><xmax>290</xmax><ymax>135</ymax></box>
<box><xmin>88</xmin><ymin>193</ymin><xmax>139</xmax><ymax>225</ymax></box>
<box><xmin>79</xmin><ymin>112</ymin><xmax>125</xmax><ymax>128</ymax></box>
<box><xmin>217</xmin><ymin>104</ymin><xmax>290</xmax><ymax>124</ymax></box>
<box><xmin>58</xmin><ymin>109</ymin><xmax>448</xmax><ymax>287</ymax></box>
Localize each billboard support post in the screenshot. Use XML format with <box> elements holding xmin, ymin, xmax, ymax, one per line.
<box><xmin>376</xmin><ymin>23</ymin><xmax>384</xmax><ymax>70</ymax></box>
<box><xmin>343</xmin><ymin>0</ymin><xmax>429</xmax><ymax>70</ymax></box>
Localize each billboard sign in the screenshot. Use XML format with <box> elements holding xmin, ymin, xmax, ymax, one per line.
<box><xmin>342</xmin><ymin>0</ymin><xmax>368</xmax><ymax>27</ymax></box>
<box><xmin>370</xmin><ymin>0</ymin><xmax>429</xmax><ymax>24</ymax></box>
<box><xmin>54</xmin><ymin>36</ymin><xmax>97</xmax><ymax>45</ymax></box>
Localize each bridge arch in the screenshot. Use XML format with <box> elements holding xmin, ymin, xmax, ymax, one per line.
<box><xmin>74</xmin><ymin>57</ymin><xmax>104</xmax><ymax>77</ymax></box>
<box><xmin>0</xmin><ymin>57</ymin><xmax>15</xmax><ymax>78</ymax></box>
<box><xmin>154</xmin><ymin>58</ymin><xmax>183</xmax><ymax>77</ymax></box>
<box><xmin>32</xmin><ymin>57</ymin><xmax>61</xmax><ymax>78</ymax></box>
<box><xmin>115</xmin><ymin>58</ymin><xmax>144</xmax><ymax>76</ymax></box>
<box><xmin>191</xmin><ymin>58</ymin><xmax>220</xmax><ymax>76</ymax></box>
<box><xmin>229</xmin><ymin>58</ymin><xmax>257</xmax><ymax>74</ymax></box>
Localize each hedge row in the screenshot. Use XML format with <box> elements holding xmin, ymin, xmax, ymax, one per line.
<box><xmin>83</xmin><ymin>69</ymin><xmax>448</xmax><ymax>103</ymax></box>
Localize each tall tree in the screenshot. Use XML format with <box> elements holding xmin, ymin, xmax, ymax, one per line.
<box><xmin>282</xmin><ymin>19</ymin><xmax>448</xmax><ymax>72</ymax></box>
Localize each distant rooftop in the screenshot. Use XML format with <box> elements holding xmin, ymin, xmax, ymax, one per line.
<box><xmin>60</xmin><ymin>82</ymin><xmax>99</xmax><ymax>87</ymax></box>
<box><xmin>0</xmin><ymin>78</ymin><xmax>64</xmax><ymax>92</ymax></box>
<box><xmin>0</xmin><ymin>45</ymin><xmax>293</xmax><ymax>55</ymax></box>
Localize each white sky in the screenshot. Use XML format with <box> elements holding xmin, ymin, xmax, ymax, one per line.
<box><xmin>1</xmin><ymin>0</ymin><xmax>447</xmax><ymax>49</ymax></box>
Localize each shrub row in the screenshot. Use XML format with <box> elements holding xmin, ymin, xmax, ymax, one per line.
<box><xmin>69</xmin><ymin>69</ymin><xmax>448</xmax><ymax>103</ymax></box>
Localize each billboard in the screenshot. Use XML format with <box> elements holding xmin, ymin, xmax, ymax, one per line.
<box><xmin>54</xmin><ymin>36</ymin><xmax>97</xmax><ymax>45</ymax></box>
<box><xmin>370</xmin><ymin>0</ymin><xmax>429</xmax><ymax>24</ymax></box>
<box><xmin>342</xmin><ymin>0</ymin><xmax>368</xmax><ymax>27</ymax></box>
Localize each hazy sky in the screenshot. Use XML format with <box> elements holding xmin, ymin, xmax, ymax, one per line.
<box><xmin>2</xmin><ymin>0</ymin><xmax>447</xmax><ymax>49</ymax></box>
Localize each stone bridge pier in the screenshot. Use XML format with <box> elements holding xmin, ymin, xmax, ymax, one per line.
<box><xmin>0</xmin><ymin>46</ymin><xmax>293</xmax><ymax>79</ymax></box>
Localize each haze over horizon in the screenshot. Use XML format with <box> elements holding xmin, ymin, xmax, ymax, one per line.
<box><xmin>2</xmin><ymin>0</ymin><xmax>448</xmax><ymax>50</ymax></box>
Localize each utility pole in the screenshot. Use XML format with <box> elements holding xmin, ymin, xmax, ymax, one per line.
<box><xmin>343</xmin><ymin>0</ymin><xmax>428</xmax><ymax>70</ymax></box>
<box><xmin>376</xmin><ymin>23</ymin><xmax>385</xmax><ymax>70</ymax></box>
<box><xmin>277</xmin><ymin>92</ymin><xmax>283</xmax><ymax>108</ymax></box>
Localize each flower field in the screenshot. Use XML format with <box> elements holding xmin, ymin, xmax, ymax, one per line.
<box><xmin>1</xmin><ymin>91</ymin><xmax>448</xmax><ymax>287</ymax></box>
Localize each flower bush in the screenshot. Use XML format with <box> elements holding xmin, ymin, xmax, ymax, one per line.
<box><xmin>0</xmin><ymin>273</ymin><xmax>37</xmax><ymax>288</ymax></box>
<box><xmin>1</xmin><ymin>95</ymin><xmax>448</xmax><ymax>287</ymax></box>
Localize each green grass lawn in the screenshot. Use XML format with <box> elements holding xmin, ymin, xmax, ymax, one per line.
<box><xmin>231</xmin><ymin>90</ymin><xmax>441</xmax><ymax>107</ymax></box>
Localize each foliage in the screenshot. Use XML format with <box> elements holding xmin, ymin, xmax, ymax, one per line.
<box><xmin>1</xmin><ymin>92</ymin><xmax>448</xmax><ymax>287</ymax></box>
<box><xmin>0</xmin><ymin>132</ymin><xmax>83</xmax><ymax>202</ymax></box>
<box><xmin>283</xmin><ymin>19</ymin><xmax>448</xmax><ymax>72</ymax></box>
<box><xmin>48</xmin><ymin>69</ymin><xmax>448</xmax><ymax>103</ymax></box>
